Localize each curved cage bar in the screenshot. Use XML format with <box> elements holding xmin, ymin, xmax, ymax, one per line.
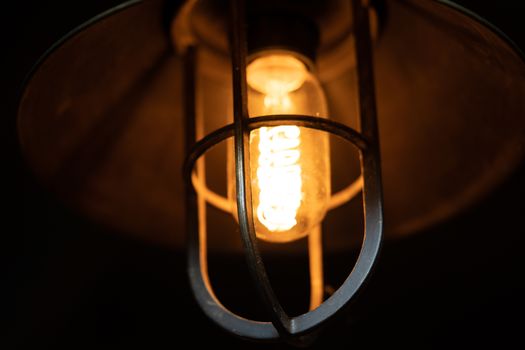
<box><xmin>189</xmin><ymin>115</ymin><xmax>367</xmax><ymax>214</ymax></box>
<box><xmin>183</xmin><ymin>114</ymin><xmax>381</xmax><ymax>342</ymax></box>
<box><xmin>229</xmin><ymin>0</ymin><xmax>294</xmax><ymax>336</ymax></box>
<box><xmin>184</xmin><ymin>115</ymin><xmax>369</xmax><ymax>175</ymax></box>
<box><xmin>187</xmin><ymin>114</ymin><xmax>368</xmax><ymax>216</ymax></box>
<box><xmin>182</xmin><ymin>0</ymin><xmax>383</xmax><ymax>345</ymax></box>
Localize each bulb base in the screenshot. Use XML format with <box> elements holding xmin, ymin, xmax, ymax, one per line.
<box><xmin>246</xmin><ymin>13</ymin><xmax>320</xmax><ymax>64</ymax></box>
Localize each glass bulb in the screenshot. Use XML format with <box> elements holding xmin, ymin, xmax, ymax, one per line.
<box><xmin>228</xmin><ymin>52</ymin><xmax>331</xmax><ymax>243</ymax></box>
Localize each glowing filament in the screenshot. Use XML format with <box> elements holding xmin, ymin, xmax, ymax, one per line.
<box><xmin>257</xmin><ymin>125</ymin><xmax>302</xmax><ymax>231</ymax></box>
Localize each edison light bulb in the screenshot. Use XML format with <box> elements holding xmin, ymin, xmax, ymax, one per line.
<box><xmin>228</xmin><ymin>52</ymin><xmax>330</xmax><ymax>243</ymax></box>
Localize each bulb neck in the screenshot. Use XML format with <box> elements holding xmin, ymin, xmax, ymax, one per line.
<box><xmin>247</xmin><ymin>13</ymin><xmax>320</xmax><ymax>64</ymax></box>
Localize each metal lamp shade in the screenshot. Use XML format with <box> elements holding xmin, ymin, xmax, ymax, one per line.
<box><xmin>17</xmin><ymin>0</ymin><xmax>525</xmax><ymax>251</ymax></box>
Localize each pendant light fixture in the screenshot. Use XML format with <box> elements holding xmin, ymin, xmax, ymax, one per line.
<box><xmin>17</xmin><ymin>0</ymin><xmax>525</xmax><ymax>346</ymax></box>
<box><xmin>183</xmin><ymin>0</ymin><xmax>381</xmax><ymax>343</ymax></box>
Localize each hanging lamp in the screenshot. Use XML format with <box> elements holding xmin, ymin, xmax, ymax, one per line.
<box><xmin>17</xmin><ymin>0</ymin><xmax>525</xmax><ymax>345</ymax></box>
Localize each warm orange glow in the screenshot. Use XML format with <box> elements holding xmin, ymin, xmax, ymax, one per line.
<box><xmin>256</xmin><ymin>125</ymin><xmax>302</xmax><ymax>231</ymax></box>
<box><xmin>231</xmin><ymin>52</ymin><xmax>331</xmax><ymax>243</ymax></box>
<box><xmin>247</xmin><ymin>54</ymin><xmax>308</xmax><ymax>97</ymax></box>
<box><xmin>222</xmin><ymin>51</ymin><xmax>335</xmax><ymax>308</ymax></box>
<box><xmin>247</xmin><ymin>55</ymin><xmax>310</xmax><ymax>233</ymax></box>
<box><xmin>248</xmin><ymin>54</ymin><xmax>326</xmax><ymax>307</ymax></box>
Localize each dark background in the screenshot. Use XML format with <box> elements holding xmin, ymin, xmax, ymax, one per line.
<box><xmin>6</xmin><ymin>1</ymin><xmax>525</xmax><ymax>349</ymax></box>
